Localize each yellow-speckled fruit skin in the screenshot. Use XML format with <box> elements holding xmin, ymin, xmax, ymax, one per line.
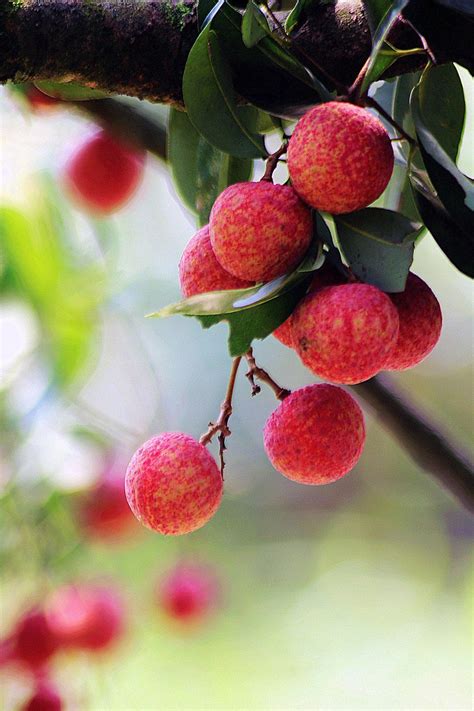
<box><xmin>125</xmin><ymin>433</ymin><xmax>223</xmax><ymax>536</ymax></box>
<box><xmin>293</xmin><ymin>283</ymin><xmax>399</xmax><ymax>384</ymax></box>
<box><xmin>287</xmin><ymin>102</ymin><xmax>394</xmax><ymax>214</ymax></box>
<box><xmin>209</xmin><ymin>181</ymin><xmax>312</xmax><ymax>282</ymax></box>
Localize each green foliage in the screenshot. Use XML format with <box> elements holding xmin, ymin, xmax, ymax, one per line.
<box><xmin>335</xmin><ymin>208</ymin><xmax>421</xmax><ymax>292</ymax></box>
<box><xmin>34</xmin><ymin>80</ymin><xmax>109</xmax><ymax>101</ymax></box>
<box><xmin>242</xmin><ymin>1</ymin><xmax>270</xmax><ymax>47</ymax></box>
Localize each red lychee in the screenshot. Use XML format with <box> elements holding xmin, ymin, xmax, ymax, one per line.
<box><xmin>179</xmin><ymin>225</ymin><xmax>253</xmax><ymax>298</ymax></box>
<box><xmin>273</xmin><ymin>263</ymin><xmax>345</xmax><ymax>348</ymax></box>
<box><xmin>209</xmin><ymin>181</ymin><xmax>312</xmax><ymax>282</ymax></box>
<box><xmin>78</xmin><ymin>462</ymin><xmax>137</xmax><ymax>540</ymax></box>
<box><xmin>125</xmin><ymin>433</ymin><xmax>223</xmax><ymax>535</ymax></box>
<box><xmin>47</xmin><ymin>585</ymin><xmax>124</xmax><ymax>652</ymax></box>
<box><xmin>287</xmin><ymin>102</ymin><xmax>394</xmax><ymax>214</ymax></box>
<box><xmin>63</xmin><ymin>130</ymin><xmax>145</xmax><ymax>214</ymax></box>
<box><xmin>22</xmin><ymin>680</ymin><xmax>62</xmax><ymax>711</ymax></box>
<box><xmin>10</xmin><ymin>609</ymin><xmax>58</xmax><ymax>671</ymax></box>
<box><xmin>384</xmin><ymin>273</ymin><xmax>442</xmax><ymax>370</ymax></box>
<box><xmin>264</xmin><ymin>384</ymin><xmax>365</xmax><ymax>484</ymax></box>
<box><xmin>292</xmin><ymin>283</ymin><xmax>399</xmax><ymax>384</ymax></box>
<box><xmin>157</xmin><ymin>563</ymin><xmax>220</xmax><ymax>625</ymax></box>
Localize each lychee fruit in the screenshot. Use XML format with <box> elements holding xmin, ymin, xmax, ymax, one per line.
<box><xmin>157</xmin><ymin>563</ymin><xmax>220</xmax><ymax>625</ymax></box>
<box><xmin>209</xmin><ymin>181</ymin><xmax>312</xmax><ymax>282</ymax></box>
<box><xmin>292</xmin><ymin>283</ymin><xmax>399</xmax><ymax>384</ymax></box>
<box><xmin>264</xmin><ymin>384</ymin><xmax>365</xmax><ymax>484</ymax></box>
<box><xmin>125</xmin><ymin>433</ymin><xmax>223</xmax><ymax>535</ymax></box>
<box><xmin>64</xmin><ymin>130</ymin><xmax>145</xmax><ymax>214</ymax></box>
<box><xmin>78</xmin><ymin>462</ymin><xmax>137</xmax><ymax>540</ymax></box>
<box><xmin>26</xmin><ymin>85</ymin><xmax>62</xmax><ymax>112</ymax></box>
<box><xmin>22</xmin><ymin>680</ymin><xmax>62</xmax><ymax>711</ymax></box>
<box><xmin>273</xmin><ymin>262</ymin><xmax>345</xmax><ymax>348</ymax></box>
<box><xmin>9</xmin><ymin>609</ymin><xmax>59</xmax><ymax>671</ymax></box>
<box><xmin>179</xmin><ymin>225</ymin><xmax>253</xmax><ymax>298</ymax></box>
<box><xmin>47</xmin><ymin>585</ymin><xmax>124</xmax><ymax>652</ymax></box>
<box><xmin>287</xmin><ymin>102</ymin><xmax>394</xmax><ymax>214</ymax></box>
<box><xmin>384</xmin><ymin>273</ymin><xmax>442</xmax><ymax>370</ymax></box>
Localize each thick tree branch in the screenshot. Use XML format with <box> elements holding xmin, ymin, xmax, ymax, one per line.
<box><xmin>352</xmin><ymin>375</ymin><xmax>474</xmax><ymax>513</ymax></box>
<box><xmin>0</xmin><ymin>0</ymin><xmax>460</xmax><ymax>107</ymax></box>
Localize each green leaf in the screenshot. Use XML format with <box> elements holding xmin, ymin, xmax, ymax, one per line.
<box><xmin>359</xmin><ymin>0</ymin><xmax>410</xmax><ymax>94</ymax></box>
<box><xmin>34</xmin><ymin>81</ymin><xmax>109</xmax><ymax>101</ymax></box>
<box><xmin>410</xmin><ymin>173</ymin><xmax>474</xmax><ymax>278</ymax></box>
<box><xmin>168</xmin><ymin>109</ymin><xmax>252</xmax><ymax>224</ymax></box>
<box><xmin>285</xmin><ymin>0</ymin><xmax>314</xmax><ymax>34</ymax></box>
<box><xmin>335</xmin><ymin>208</ymin><xmax>421</xmax><ymax>292</ymax></box>
<box><xmin>197</xmin><ymin>278</ymin><xmax>311</xmax><ymax>356</ymax></box>
<box><xmin>242</xmin><ymin>2</ymin><xmax>270</xmax><ymax>48</ymax></box>
<box><xmin>411</xmin><ymin>73</ymin><xmax>474</xmax><ymax>237</ymax></box>
<box><xmin>414</xmin><ymin>63</ymin><xmax>465</xmax><ymax>162</ymax></box>
<box><xmin>183</xmin><ymin>25</ymin><xmax>266</xmax><ymax>158</ymax></box>
<box><xmin>434</xmin><ymin>0</ymin><xmax>474</xmax><ymax>16</ymax></box>
<box><xmin>198</xmin><ymin>0</ymin><xmax>224</xmax><ymax>28</ymax></box>
<box><xmin>363</xmin><ymin>0</ymin><xmax>392</xmax><ymax>31</ymax></box>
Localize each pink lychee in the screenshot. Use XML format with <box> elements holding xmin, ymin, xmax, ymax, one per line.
<box><xmin>287</xmin><ymin>102</ymin><xmax>394</xmax><ymax>214</ymax></box>
<box><xmin>264</xmin><ymin>384</ymin><xmax>365</xmax><ymax>484</ymax></box>
<box><xmin>64</xmin><ymin>130</ymin><xmax>145</xmax><ymax>214</ymax></box>
<box><xmin>47</xmin><ymin>585</ymin><xmax>124</xmax><ymax>652</ymax></box>
<box><xmin>9</xmin><ymin>609</ymin><xmax>59</xmax><ymax>671</ymax></box>
<box><xmin>273</xmin><ymin>263</ymin><xmax>346</xmax><ymax>348</ymax></box>
<box><xmin>179</xmin><ymin>225</ymin><xmax>253</xmax><ymax>298</ymax></box>
<box><xmin>78</xmin><ymin>462</ymin><xmax>137</xmax><ymax>540</ymax></box>
<box><xmin>292</xmin><ymin>283</ymin><xmax>399</xmax><ymax>384</ymax></box>
<box><xmin>157</xmin><ymin>563</ymin><xmax>220</xmax><ymax>625</ymax></box>
<box><xmin>22</xmin><ymin>680</ymin><xmax>62</xmax><ymax>711</ymax></box>
<box><xmin>209</xmin><ymin>181</ymin><xmax>312</xmax><ymax>282</ymax></box>
<box><xmin>384</xmin><ymin>273</ymin><xmax>442</xmax><ymax>370</ymax></box>
<box><xmin>125</xmin><ymin>433</ymin><xmax>223</xmax><ymax>536</ymax></box>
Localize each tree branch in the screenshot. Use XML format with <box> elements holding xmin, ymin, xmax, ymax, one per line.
<box><xmin>0</xmin><ymin>0</ymin><xmax>456</xmax><ymax>107</ymax></box>
<box><xmin>352</xmin><ymin>374</ymin><xmax>474</xmax><ymax>513</ymax></box>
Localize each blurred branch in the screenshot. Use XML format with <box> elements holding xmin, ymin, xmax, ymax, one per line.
<box><xmin>353</xmin><ymin>374</ymin><xmax>474</xmax><ymax>513</ymax></box>
<box><xmin>78</xmin><ymin>100</ymin><xmax>167</xmax><ymax>161</ymax></box>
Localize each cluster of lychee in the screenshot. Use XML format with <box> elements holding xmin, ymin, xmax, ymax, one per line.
<box><xmin>125</xmin><ymin>101</ymin><xmax>442</xmax><ymax>538</ymax></box>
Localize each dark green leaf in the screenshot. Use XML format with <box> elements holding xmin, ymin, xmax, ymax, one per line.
<box><xmin>411</xmin><ymin>76</ymin><xmax>474</xmax><ymax>237</ymax></box>
<box><xmin>242</xmin><ymin>2</ymin><xmax>270</xmax><ymax>48</ymax></box>
<box><xmin>34</xmin><ymin>81</ymin><xmax>109</xmax><ymax>101</ymax></box>
<box><xmin>168</xmin><ymin>109</ymin><xmax>252</xmax><ymax>224</ymax></box>
<box><xmin>411</xmin><ymin>176</ymin><xmax>474</xmax><ymax>278</ymax></box>
<box><xmin>434</xmin><ymin>0</ymin><xmax>474</xmax><ymax>16</ymax></box>
<box><xmin>183</xmin><ymin>25</ymin><xmax>266</xmax><ymax>158</ymax></box>
<box><xmin>359</xmin><ymin>0</ymin><xmax>410</xmax><ymax>93</ymax></box>
<box><xmin>335</xmin><ymin>208</ymin><xmax>421</xmax><ymax>291</ymax></box>
<box><xmin>363</xmin><ymin>0</ymin><xmax>392</xmax><ymax>31</ymax></box>
<box><xmin>285</xmin><ymin>0</ymin><xmax>314</xmax><ymax>34</ymax></box>
<box><xmin>198</xmin><ymin>0</ymin><xmax>224</xmax><ymax>28</ymax></box>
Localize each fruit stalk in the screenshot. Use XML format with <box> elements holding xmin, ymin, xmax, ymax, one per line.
<box><xmin>245</xmin><ymin>348</ymin><xmax>291</xmax><ymax>401</ymax></box>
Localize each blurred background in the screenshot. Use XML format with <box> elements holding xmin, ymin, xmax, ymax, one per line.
<box><xmin>0</xmin><ymin>73</ymin><xmax>473</xmax><ymax>710</ymax></box>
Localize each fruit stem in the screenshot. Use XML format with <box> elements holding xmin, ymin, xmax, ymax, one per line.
<box><xmin>260</xmin><ymin>144</ymin><xmax>287</xmax><ymax>183</ymax></box>
<box><xmin>199</xmin><ymin>356</ymin><xmax>242</xmax><ymax>477</ymax></box>
<box><xmin>365</xmin><ymin>96</ymin><xmax>418</xmax><ymax>147</ymax></box>
<box><xmin>245</xmin><ymin>348</ymin><xmax>291</xmax><ymax>401</ymax></box>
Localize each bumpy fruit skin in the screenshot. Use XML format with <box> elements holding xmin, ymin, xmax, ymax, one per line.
<box><xmin>78</xmin><ymin>464</ymin><xmax>136</xmax><ymax>540</ymax></box>
<box><xmin>384</xmin><ymin>273</ymin><xmax>442</xmax><ymax>370</ymax></box>
<box><xmin>179</xmin><ymin>225</ymin><xmax>253</xmax><ymax>298</ymax></box>
<box><xmin>264</xmin><ymin>384</ymin><xmax>365</xmax><ymax>484</ymax></box>
<box><xmin>274</xmin><ymin>263</ymin><xmax>345</xmax><ymax>348</ymax></box>
<box><xmin>64</xmin><ymin>130</ymin><xmax>145</xmax><ymax>214</ymax></box>
<box><xmin>209</xmin><ymin>181</ymin><xmax>312</xmax><ymax>282</ymax></box>
<box><xmin>23</xmin><ymin>681</ymin><xmax>62</xmax><ymax>711</ymax></box>
<box><xmin>47</xmin><ymin>585</ymin><xmax>124</xmax><ymax>652</ymax></box>
<box><xmin>11</xmin><ymin>610</ymin><xmax>58</xmax><ymax>670</ymax></box>
<box><xmin>287</xmin><ymin>102</ymin><xmax>394</xmax><ymax>214</ymax></box>
<box><xmin>293</xmin><ymin>283</ymin><xmax>399</xmax><ymax>384</ymax></box>
<box><xmin>157</xmin><ymin>563</ymin><xmax>220</xmax><ymax>625</ymax></box>
<box><xmin>125</xmin><ymin>433</ymin><xmax>223</xmax><ymax>535</ymax></box>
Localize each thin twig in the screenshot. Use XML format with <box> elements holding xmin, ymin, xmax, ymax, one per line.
<box><xmin>352</xmin><ymin>374</ymin><xmax>474</xmax><ymax>513</ymax></box>
<box><xmin>260</xmin><ymin>143</ymin><xmax>287</xmax><ymax>182</ymax></box>
<box><xmin>245</xmin><ymin>348</ymin><xmax>291</xmax><ymax>401</ymax></box>
<box><xmin>200</xmin><ymin>357</ymin><xmax>242</xmax><ymax>477</ymax></box>
<box><xmin>365</xmin><ymin>96</ymin><xmax>417</xmax><ymax>147</ymax></box>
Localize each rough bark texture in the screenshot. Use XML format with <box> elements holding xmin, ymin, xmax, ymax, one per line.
<box><xmin>0</xmin><ymin>0</ymin><xmax>458</xmax><ymax>106</ymax></box>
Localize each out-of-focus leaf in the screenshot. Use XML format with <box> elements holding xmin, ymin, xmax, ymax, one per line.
<box><xmin>335</xmin><ymin>208</ymin><xmax>421</xmax><ymax>291</ymax></box>
<box><xmin>183</xmin><ymin>25</ymin><xmax>266</xmax><ymax>158</ymax></box>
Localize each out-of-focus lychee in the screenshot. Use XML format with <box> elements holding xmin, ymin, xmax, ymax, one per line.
<box><xmin>157</xmin><ymin>563</ymin><xmax>220</xmax><ymax>626</ymax></box>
